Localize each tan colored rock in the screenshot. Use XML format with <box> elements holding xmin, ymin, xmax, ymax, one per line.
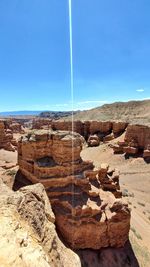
<box><xmin>0</xmin><ymin>179</ymin><xmax>81</xmax><ymax>267</ymax></box>
<box><xmin>123</xmin><ymin>146</ymin><xmax>138</xmax><ymax>155</ymax></box>
<box><xmin>111</xmin><ymin>144</ymin><xmax>124</xmax><ymax>153</ymax></box>
<box><xmin>14</xmin><ymin>130</ymin><xmax>130</xmax><ymax>250</ymax></box>
<box><xmin>143</xmin><ymin>145</ymin><xmax>150</xmax><ymax>159</ymax></box>
<box><xmin>103</xmin><ymin>132</ymin><xmax>114</xmax><ymax>142</ymax></box>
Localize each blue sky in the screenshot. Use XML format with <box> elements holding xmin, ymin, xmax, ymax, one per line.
<box><xmin>0</xmin><ymin>0</ymin><xmax>150</xmax><ymax>111</ymax></box>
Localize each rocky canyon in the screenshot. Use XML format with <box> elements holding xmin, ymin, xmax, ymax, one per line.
<box><xmin>0</xmin><ymin>116</ymin><xmax>149</xmax><ymax>266</ymax></box>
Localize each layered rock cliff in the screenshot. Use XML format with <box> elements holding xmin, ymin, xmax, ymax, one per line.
<box><xmin>14</xmin><ymin>130</ymin><xmax>130</xmax><ymax>250</ymax></box>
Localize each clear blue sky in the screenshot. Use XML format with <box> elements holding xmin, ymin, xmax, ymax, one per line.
<box><xmin>0</xmin><ymin>0</ymin><xmax>150</xmax><ymax>111</ymax></box>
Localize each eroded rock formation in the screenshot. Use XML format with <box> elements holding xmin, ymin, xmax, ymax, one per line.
<box><xmin>0</xmin><ymin>120</ymin><xmax>16</xmax><ymax>151</ymax></box>
<box><xmin>0</xmin><ymin>178</ymin><xmax>81</xmax><ymax>267</ymax></box>
<box><xmin>31</xmin><ymin>120</ymin><xmax>128</xmax><ymax>144</ymax></box>
<box><xmin>14</xmin><ymin>130</ymin><xmax>130</xmax><ymax>250</ymax></box>
<box><xmin>32</xmin><ymin>118</ymin><xmax>52</xmax><ymax>130</ymax></box>
<box><xmin>112</xmin><ymin>124</ymin><xmax>150</xmax><ymax>160</ymax></box>
<box><xmin>51</xmin><ymin>120</ymin><xmax>128</xmax><ymax>142</ymax></box>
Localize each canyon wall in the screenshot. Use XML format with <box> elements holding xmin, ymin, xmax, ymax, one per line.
<box><xmin>31</xmin><ymin>119</ymin><xmax>128</xmax><ymax>139</ymax></box>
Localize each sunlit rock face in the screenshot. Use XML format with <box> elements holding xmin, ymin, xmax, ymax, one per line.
<box><xmin>112</xmin><ymin>124</ymin><xmax>150</xmax><ymax>160</ymax></box>
<box><xmin>0</xmin><ymin>179</ymin><xmax>81</xmax><ymax>267</ymax></box>
<box><xmin>51</xmin><ymin>120</ymin><xmax>128</xmax><ymax>141</ymax></box>
<box><xmin>14</xmin><ymin>130</ymin><xmax>130</xmax><ymax>250</ymax></box>
<box><xmin>32</xmin><ymin>119</ymin><xmax>128</xmax><ymax>143</ymax></box>
<box><xmin>0</xmin><ymin>120</ymin><xmax>16</xmax><ymax>151</ymax></box>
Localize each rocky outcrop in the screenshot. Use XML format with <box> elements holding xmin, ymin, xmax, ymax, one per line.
<box><xmin>8</xmin><ymin>122</ymin><xmax>25</xmax><ymax>134</ymax></box>
<box><xmin>14</xmin><ymin>130</ymin><xmax>130</xmax><ymax>250</ymax></box>
<box><xmin>0</xmin><ymin>178</ymin><xmax>81</xmax><ymax>267</ymax></box>
<box><xmin>4</xmin><ymin>119</ymin><xmax>25</xmax><ymax>134</ymax></box>
<box><xmin>0</xmin><ymin>120</ymin><xmax>15</xmax><ymax>151</ymax></box>
<box><xmin>51</xmin><ymin>120</ymin><xmax>84</xmax><ymax>136</ymax></box>
<box><xmin>31</xmin><ymin>120</ymin><xmax>129</xmax><ymax>147</ymax></box>
<box><xmin>112</xmin><ymin>122</ymin><xmax>128</xmax><ymax>136</ymax></box>
<box><xmin>32</xmin><ymin>118</ymin><xmax>52</xmax><ymax>130</ymax></box>
<box><xmin>112</xmin><ymin>124</ymin><xmax>150</xmax><ymax>159</ymax></box>
<box><xmin>51</xmin><ymin>120</ymin><xmax>128</xmax><ymax>144</ymax></box>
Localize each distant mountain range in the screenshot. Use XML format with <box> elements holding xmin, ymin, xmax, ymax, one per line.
<box><xmin>0</xmin><ymin>110</ymin><xmax>77</xmax><ymax>118</ymax></box>
<box><xmin>0</xmin><ymin>111</ymin><xmax>41</xmax><ymax>116</ymax></box>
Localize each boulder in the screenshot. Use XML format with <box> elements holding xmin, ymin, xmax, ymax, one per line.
<box><xmin>87</xmin><ymin>134</ymin><xmax>100</xmax><ymax>147</ymax></box>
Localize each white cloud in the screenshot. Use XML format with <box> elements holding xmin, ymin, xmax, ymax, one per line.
<box><xmin>136</xmin><ymin>88</ymin><xmax>144</xmax><ymax>92</ymax></box>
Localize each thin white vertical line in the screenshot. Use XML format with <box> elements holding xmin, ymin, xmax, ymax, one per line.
<box><xmin>68</xmin><ymin>0</ymin><xmax>75</xmax><ymax>248</ymax></box>
<box><xmin>68</xmin><ymin>0</ymin><xmax>74</xmax><ymax>127</ymax></box>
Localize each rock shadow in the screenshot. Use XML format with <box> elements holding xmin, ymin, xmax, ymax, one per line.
<box><xmin>76</xmin><ymin>240</ymin><xmax>140</xmax><ymax>267</ymax></box>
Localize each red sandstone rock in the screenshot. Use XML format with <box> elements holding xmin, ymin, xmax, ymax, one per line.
<box><xmin>0</xmin><ymin>121</ymin><xmax>15</xmax><ymax>151</ymax></box>
<box><xmin>32</xmin><ymin>118</ymin><xmax>52</xmax><ymax>130</ymax></box>
<box><xmin>4</xmin><ymin>119</ymin><xmax>25</xmax><ymax>134</ymax></box>
<box><xmin>89</xmin><ymin>121</ymin><xmax>112</xmax><ymax>134</ymax></box>
<box><xmin>112</xmin><ymin>124</ymin><xmax>150</xmax><ymax>157</ymax></box>
<box><xmin>14</xmin><ymin>130</ymin><xmax>130</xmax><ymax>250</ymax></box>
<box><xmin>125</xmin><ymin>124</ymin><xmax>150</xmax><ymax>149</ymax></box>
<box><xmin>112</xmin><ymin>122</ymin><xmax>128</xmax><ymax>136</ymax></box>
<box><xmin>52</xmin><ymin>120</ymin><xmax>84</xmax><ymax>136</ymax></box>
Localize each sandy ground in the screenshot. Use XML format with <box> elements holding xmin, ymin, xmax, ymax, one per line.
<box><xmin>81</xmin><ymin>136</ymin><xmax>150</xmax><ymax>267</ymax></box>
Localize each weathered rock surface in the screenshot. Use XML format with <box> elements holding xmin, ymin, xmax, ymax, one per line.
<box><xmin>4</xmin><ymin>119</ymin><xmax>25</xmax><ymax>134</ymax></box>
<box><xmin>51</xmin><ymin>120</ymin><xmax>128</xmax><ymax>142</ymax></box>
<box><xmin>111</xmin><ymin>124</ymin><xmax>150</xmax><ymax>159</ymax></box>
<box><xmin>87</xmin><ymin>134</ymin><xmax>100</xmax><ymax>147</ymax></box>
<box><xmin>32</xmin><ymin>118</ymin><xmax>52</xmax><ymax>130</ymax></box>
<box><xmin>14</xmin><ymin>130</ymin><xmax>130</xmax><ymax>250</ymax></box>
<box><xmin>31</xmin><ymin>120</ymin><xmax>129</xmax><ymax>147</ymax></box>
<box><xmin>0</xmin><ymin>178</ymin><xmax>81</xmax><ymax>267</ymax></box>
<box><xmin>0</xmin><ymin>120</ymin><xmax>15</xmax><ymax>151</ymax></box>
<box><xmin>112</xmin><ymin>122</ymin><xmax>128</xmax><ymax>136</ymax></box>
